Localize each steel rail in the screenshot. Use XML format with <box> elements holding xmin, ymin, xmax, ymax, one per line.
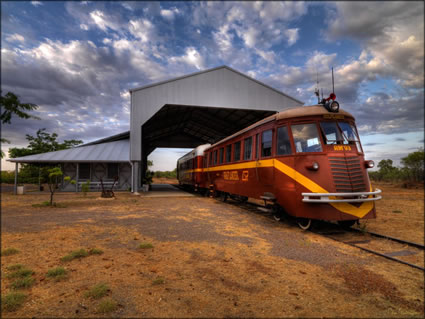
<box><xmin>349</xmin><ymin>227</ymin><xmax>425</xmax><ymax>250</ymax></box>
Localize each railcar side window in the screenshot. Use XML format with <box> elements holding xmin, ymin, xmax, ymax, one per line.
<box><xmin>255</xmin><ymin>133</ymin><xmax>259</xmax><ymax>159</ymax></box>
<box><xmin>226</xmin><ymin>144</ymin><xmax>232</xmax><ymax>163</ymax></box>
<box><xmin>320</xmin><ymin>122</ymin><xmax>343</xmax><ymax>145</ymax></box>
<box><xmin>261</xmin><ymin>130</ymin><xmax>273</xmax><ymax>157</ymax></box>
<box><xmin>276</xmin><ymin>126</ymin><xmax>292</xmax><ymax>155</ymax></box>
<box><xmin>219</xmin><ymin>148</ymin><xmax>224</xmax><ymax>164</ymax></box>
<box><xmin>209</xmin><ymin>152</ymin><xmax>213</xmax><ymax>167</ymax></box>
<box><xmin>234</xmin><ymin>141</ymin><xmax>241</xmax><ymax>161</ymax></box>
<box><xmin>244</xmin><ymin>137</ymin><xmax>252</xmax><ymax>160</ymax></box>
<box><xmin>213</xmin><ymin>150</ymin><xmax>217</xmax><ymax>165</ymax></box>
<box><xmin>291</xmin><ymin>124</ymin><xmax>323</xmax><ymax>153</ymax></box>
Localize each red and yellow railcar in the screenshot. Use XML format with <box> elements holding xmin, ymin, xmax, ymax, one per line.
<box><xmin>177</xmin><ymin>102</ymin><xmax>381</xmax><ymax>230</ymax></box>
<box><xmin>177</xmin><ymin>144</ymin><xmax>211</xmax><ymax>190</ymax></box>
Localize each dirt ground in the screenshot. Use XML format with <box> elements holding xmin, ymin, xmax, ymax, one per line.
<box><xmin>1</xmin><ymin>183</ymin><xmax>424</xmax><ymax>318</ymax></box>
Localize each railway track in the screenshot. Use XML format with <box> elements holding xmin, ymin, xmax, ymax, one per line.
<box><xmin>177</xmin><ymin>186</ymin><xmax>424</xmax><ymax>271</ymax></box>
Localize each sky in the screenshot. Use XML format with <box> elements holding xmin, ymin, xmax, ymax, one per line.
<box><xmin>1</xmin><ymin>1</ymin><xmax>424</xmax><ymax>171</ymax></box>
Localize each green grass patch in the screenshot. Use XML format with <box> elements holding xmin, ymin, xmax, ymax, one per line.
<box><xmin>32</xmin><ymin>201</ymin><xmax>67</xmax><ymax>208</ymax></box>
<box><xmin>6</xmin><ymin>268</ymin><xmax>34</xmax><ymax>279</ymax></box>
<box><xmin>96</xmin><ymin>299</ymin><xmax>118</xmax><ymax>313</ymax></box>
<box><xmin>46</xmin><ymin>267</ymin><xmax>68</xmax><ymax>281</ymax></box>
<box><xmin>6</xmin><ymin>264</ymin><xmax>24</xmax><ymax>271</ymax></box>
<box><xmin>1</xmin><ymin>292</ymin><xmax>27</xmax><ymax>312</ymax></box>
<box><xmin>152</xmin><ymin>277</ymin><xmax>165</xmax><ymax>285</ymax></box>
<box><xmin>1</xmin><ymin>248</ymin><xmax>20</xmax><ymax>256</ymax></box>
<box><xmin>392</xmin><ymin>210</ymin><xmax>402</xmax><ymax>214</ymax></box>
<box><xmin>61</xmin><ymin>249</ymin><xmax>89</xmax><ymax>262</ymax></box>
<box><xmin>11</xmin><ymin>277</ymin><xmax>35</xmax><ymax>289</ymax></box>
<box><xmin>88</xmin><ymin>248</ymin><xmax>104</xmax><ymax>255</ymax></box>
<box><xmin>84</xmin><ymin>283</ymin><xmax>109</xmax><ymax>299</ymax></box>
<box><xmin>139</xmin><ymin>242</ymin><xmax>154</xmax><ymax>249</ymax></box>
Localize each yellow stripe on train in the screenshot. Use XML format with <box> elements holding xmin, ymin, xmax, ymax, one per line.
<box><xmin>181</xmin><ymin>159</ymin><xmax>373</xmax><ymax>218</ymax></box>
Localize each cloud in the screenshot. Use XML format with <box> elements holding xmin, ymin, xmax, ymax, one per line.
<box><xmin>5</xmin><ymin>33</ymin><xmax>25</xmax><ymax>43</ymax></box>
<box><xmin>363</xmin><ymin>143</ymin><xmax>384</xmax><ymax>146</ymax></box>
<box><xmin>284</xmin><ymin>28</ymin><xmax>299</xmax><ymax>46</ymax></box>
<box><xmin>395</xmin><ymin>138</ymin><xmax>406</xmax><ymax>142</ymax></box>
<box><xmin>31</xmin><ymin>1</ymin><xmax>43</xmax><ymax>7</ymax></box>
<box><xmin>160</xmin><ymin>7</ymin><xmax>180</xmax><ymax>21</ymax></box>
<box><xmin>170</xmin><ymin>47</ymin><xmax>205</xmax><ymax>70</ymax></box>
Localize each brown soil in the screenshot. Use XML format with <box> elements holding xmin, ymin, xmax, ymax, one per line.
<box><xmin>356</xmin><ymin>182</ymin><xmax>424</xmax><ymax>245</ymax></box>
<box><xmin>1</xmin><ymin>186</ymin><xmax>423</xmax><ymax>318</ymax></box>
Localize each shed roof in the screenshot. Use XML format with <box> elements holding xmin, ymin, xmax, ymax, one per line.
<box><xmin>8</xmin><ymin>139</ymin><xmax>129</xmax><ymax>163</ymax></box>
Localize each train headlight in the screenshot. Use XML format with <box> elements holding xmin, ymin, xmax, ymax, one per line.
<box><xmin>306</xmin><ymin>162</ymin><xmax>320</xmax><ymax>171</ymax></box>
<box><xmin>330</xmin><ymin>101</ymin><xmax>339</xmax><ymax>112</ymax></box>
<box><xmin>365</xmin><ymin>160</ymin><xmax>375</xmax><ymax>169</ymax></box>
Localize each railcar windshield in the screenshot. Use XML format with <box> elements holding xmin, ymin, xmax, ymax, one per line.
<box><xmin>291</xmin><ymin>123</ymin><xmax>322</xmax><ymax>153</ymax></box>
<box><xmin>338</xmin><ymin>122</ymin><xmax>363</xmax><ymax>153</ymax></box>
<box><xmin>320</xmin><ymin>122</ymin><xmax>344</xmax><ymax>144</ymax></box>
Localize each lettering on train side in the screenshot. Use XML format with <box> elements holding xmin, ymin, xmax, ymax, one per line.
<box><xmin>333</xmin><ymin>145</ymin><xmax>351</xmax><ymax>151</ymax></box>
<box><xmin>242</xmin><ymin>171</ymin><xmax>249</xmax><ymax>181</ymax></box>
<box><xmin>223</xmin><ymin>171</ymin><xmax>239</xmax><ymax>180</ymax></box>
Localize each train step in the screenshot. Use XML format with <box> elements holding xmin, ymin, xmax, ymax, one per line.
<box><xmin>257</xmin><ymin>206</ymin><xmax>273</xmax><ymax>213</ymax></box>
<box><xmin>260</xmin><ymin>195</ymin><xmax>276</xmax><ymax>201</ymax></box>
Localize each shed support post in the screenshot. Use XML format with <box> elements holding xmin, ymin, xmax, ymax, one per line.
<box><xmin>131</xmin><ymin>162</ymin><xmax>134</xmax><ymax>193</ymax></box>
<box><xmin>14</xmin><ymin>162</ymin><xmax>18</xmax><ymax>195</ymax></box>
<box><xmin>76</xmin><ymin>163</ymin><xmax>79</xmax><ymax>192</ymax></box>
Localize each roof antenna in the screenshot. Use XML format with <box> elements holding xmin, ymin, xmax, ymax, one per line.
<box><xmin>332</xmin><ymin>67</ymin><xmax>335</xmax><ymax>95</ymax></box>
<box><xmin>314</xmin><ymin>70</ymin><xmax>320</xmax><ymax>104</ymax></box>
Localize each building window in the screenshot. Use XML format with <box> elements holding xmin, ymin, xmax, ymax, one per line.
<box><xmin>79</xmin><ymin>163</ymin><xmax>90</xmax><ymax>180</ymax></box>
<box><xmin>226</xmin><ymin>144</ymin><xmax>232</xmax><ymax>163</ymax></box>
<box><xmin>107</xmin><ymin>163</ymin><xmax>119</xmax><ymax>179</ymax></box>
<box><xmin>244</xmin><ymin>137</ymin><xmax>252</xmax><ymax>160</ymax></box>
<box><xmin>219</xmin><ymin>147</ymin><xmax>224</xmax><ymax>164</ymax></box>
<box><xmin>234</xmin><ymin>141</ymin><xmax>241</xmax><ymax>162</ymax></box>
<box><xmin>262</xmin><ymin>130</ymin><xmax>273</xmax><ymax>157</ymax></box>
<box><xmin>276</xmin><ymin>126</ymin><xmax>292</xmax><ymax>155</ymax></box>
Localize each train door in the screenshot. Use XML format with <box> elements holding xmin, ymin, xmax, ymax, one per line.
<box><xmin>257</xmin><ymin>129</ymin><xmax>274</xmax><ymax>188</ymax></box>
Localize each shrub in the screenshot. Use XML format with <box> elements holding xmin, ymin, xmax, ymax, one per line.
<box><xmin>139</xmin><ymin>242</ymin><xmax>153</xmax><ymax>249</ymax></box>
<box><xmin>1</xmin><ymin>292</ymin><xmax>26</xmax><ymax>312</ymax></box>
<box><xmin>84</xmin><ymin>283</ymin><xmax>109</xmax><ymax>299</ymax></box>
<box><xmin>152</xmin><ymin>277</ymin><xmax>165</xmax><ymax>285</ymax></box>
<box><xmin>46</xmin><ymin>267</ymin><xmax>67</xmax><ymax>281</ymax></box>
<box><xmin>88</xmin><ymin>248</ymin><xmax>104</xmax><ymax>255</ymax></box>
<box><xmin>61</xmin><ymin>249</ymin><xmax>89</xmax><ymax>262</ymax></box>
<box><xmin>96</xmin><ymin>299</ymin><xmax>118</xmax><ymax>313</ymax></box>
<box><xmin>11</xmin><ymin>277</ymin><xmax>35</xmax><ymax>289</ymax></box>
<box><xmin>6</xmin><ymin>268</ymin><xmax>34</xmax><ymax>279</ymax></box>
<box><xmin>6</xmin><ymin>264</ymin><xmax>24</xmax><ymax>271</ymax></box>
<box><xmin>1</xmin><ymin>248</ymin><xmax>20</xmax><ymax>256</ymax></box>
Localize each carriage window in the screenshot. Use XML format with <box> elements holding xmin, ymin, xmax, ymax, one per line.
<box><xmin>226</xmin><ymin>144</ymin><xmax>232</xmax><ymax>163</ymax></box>
<box><xmin>276</xmin><ymin>126</ymin><xmax>292</xmax><ymax>155</ymax></box>
<box><xmin>291</xmin><ymin>124</ymin><xmax>323</xmax><ymax>153</ymax></box>
<box><xmin>209</xmin><ymin>152</ymin><xmax>213</xmax><ymax>167</ymax></box>
<box><xmin>320</xmin><ymin>122</ymin><xmax>344</xmax><ymax>145</ymax></box>
<box><xmin>255</xmin><ymin>133</ymin><xmax>259</xmax><ymax>159</ymax></box>
<box><xmin>244</xmin><ymin>137</ymin><xmax>252</xmax><ymax>160</ymax></box>
<box><xmin>107</xmin><ymin>163</ymin><xmax>119</xmax><ymax>179</ymax></box>
<box><xmin>219</xmin><ymin>148</ymin><xmax>224</xmax><ymax>164</ymax></box>
<box><xmin>213</xmin><ymin>150</ymin><xmax>217</xmax><ymax>165</ymax></box>
<box><xmin>261</xmin><ymin>130</ymin><xmax>273</xmax><ymax>157</ymax></box>
<box><xmin>233</xmin><ymin>141</ymin><xmax>241</xmax><ymax>161</ymax></box>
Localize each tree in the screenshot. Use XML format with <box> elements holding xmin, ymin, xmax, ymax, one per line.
<box><xmin>8</xmin><ymin>129</ymin><xmax>83</xmax><ymax>185</ymax></box>
<box><xmin>9</xmin><ymin>128</ymin><xmax>83</xmax><ymax>158</ymax></box>
<box><xmin>0</xmin><ymin>91</ymin><xmax>39</xmax><ymax>158</ymax></box>
<box><xmin>47</xmin><ymin>167</ymin><xmax>63</xmax><ymax>206</ymax></box>
<box><xmin>401</xmin><ymin>148</ymin><xmax>424</xmax><ymax>182</ymax></box>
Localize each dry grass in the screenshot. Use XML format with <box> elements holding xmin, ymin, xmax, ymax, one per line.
<box><xmin>1</xmin><ymin>248</ymin><xmax>19</xmax><ymax>256</ymax></box>
<box><xmin>1</xmin><ymin>292</ymin><xmax>26</xmax><ymax>312</ymax></box>
<box><xmin>1</xmin><ymin>187</ymin><xmax>423</xmax><ymax>317</ymax></box>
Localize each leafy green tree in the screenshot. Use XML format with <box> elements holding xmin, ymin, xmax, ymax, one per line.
<box><xmin>401</xmin><ymin>148</ymin><xmax>424</xmax><ymax>182</ymax></box>
<box><xmin>47</xmin><ymin>167</ymin><xmax>63</xmax><ymax>206</ymax></box>
<box><xmin>8</xmin><ymin>129</ymin><xmax>83</xmax><ymax>185</ymax></box>
<box><xmin>0</xmin><ymin>91</ymin><xmax>39</xmax><ymax>158</ymax></box>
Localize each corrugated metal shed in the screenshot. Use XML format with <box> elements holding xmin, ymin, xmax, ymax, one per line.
<box><xmin>8</xmin><ymin>139</ymin><xmax>129</xmax><ymax>163</ymax></box>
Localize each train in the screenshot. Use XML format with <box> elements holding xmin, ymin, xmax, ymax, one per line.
<box><xmin>177</xmin><ymin>96</ymin><xmax>381</xmax><ymax>230</ymax></box>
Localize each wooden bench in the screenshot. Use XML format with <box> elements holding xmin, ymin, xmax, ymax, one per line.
<box><xmin>77</xmin><ymin>181</ymin><xmax>115</xmax><ymax>191</ymax></box>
